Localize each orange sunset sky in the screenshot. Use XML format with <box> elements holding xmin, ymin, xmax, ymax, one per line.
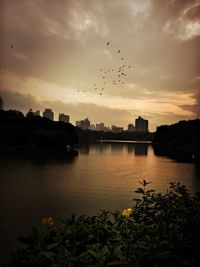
<box><xmin>0</xmin><ymin>0</ymin><xmax>200</xmax><ymax>131</ymax></box>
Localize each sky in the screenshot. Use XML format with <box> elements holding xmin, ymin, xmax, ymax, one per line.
<box><xmin>0</xmin><ymin>0</ymin><xmax>200</xmax><ymax>131</ymax></box>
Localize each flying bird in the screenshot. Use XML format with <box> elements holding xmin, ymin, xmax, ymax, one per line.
<box><xmin>117</xmin><ymin>50</ymin><xmax>120</xmax><ymax>53</ymax></box>
<box><xmin>107</xmin><ymin>42</ymin><xmax>110</xmax><ymax>46</ymax></box>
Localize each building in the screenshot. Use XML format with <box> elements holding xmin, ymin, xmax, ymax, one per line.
<box><xmin>111</xmin><ymin>125</ymin><xmax>124</xmax><ymax>132</ymax></box>
<box><xmin>89</xmin><ymin>124</ymin><xmax>96</xmax><ymax>130</ymax></box>
<box><xmin>43</xmin><ymin>108</ymin><xmax>54</xmax><ymax>121</ymax></box>
<box><xmin>26</xmin><ymin>109</ymin><xmax>40</xmax><ymax>117</ymax></box>
<box><xmin>76</xmin><ymin>118</ymin><xmax>90</xmax><ymax>130</ymax></box>
<box><xmin>127</xmin><ymin>124</ymin><xmax>135</xmax><ymax>132</ymax></box>
<box><xmin>0</xmin><ymin>97</ymin><xmax>3</xmax><ymax>110</ymax></box>
<box><xmin>135</xmin><ymin>116</ymin><xmax>148</xmax><ymax>132</ymax></box>
<box><xmin>59</xmin><ymin>113</ymin><xmax>69</xmax><ymax>123</ymax></box>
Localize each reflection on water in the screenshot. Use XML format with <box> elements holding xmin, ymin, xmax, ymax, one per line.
<box><xmin>135</xmin><ymin>143</ymin><xmax>148</xmax><ymax>156</ymax></box>
<box><xmin>0</xmin><ymin>143</ymin><xmax>200</xmax><ymax>263</ymax></box>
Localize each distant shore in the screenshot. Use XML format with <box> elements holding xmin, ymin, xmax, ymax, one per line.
<box><xmin>96</xmin><ymin>139</ymin><xmax>152</xmax><ymax>144</ymax></box>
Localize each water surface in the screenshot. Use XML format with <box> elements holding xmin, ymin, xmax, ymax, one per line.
<box><xmin>0</xmin><ymin>143</ymin><xmax>200</xmax><ymax>263</ymax></box>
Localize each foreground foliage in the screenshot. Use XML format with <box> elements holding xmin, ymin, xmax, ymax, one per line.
<box><xmin>10</xmin><ymin>181</ymin><xmax>200</xmax><ymax>267</ymax></box>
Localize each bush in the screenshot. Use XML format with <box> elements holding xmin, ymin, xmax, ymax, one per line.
<box><xmin>10</xmin><ymin>181</ymin><xmax>200</xmax><ymax>267</ymax></box>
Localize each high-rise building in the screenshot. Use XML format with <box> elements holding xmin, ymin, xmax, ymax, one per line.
<box><xmin>127</xmin><ymin>124</ymin><xmax>135</xmax><ymax>132</ymax></box>
<box><xmin>59</xmin><ymin>113</ymin><xmax>69</xmax><ymax>123</ymax></box>
<box><xmin>0</xmin><ymin>97</ymin><xmax>3</xmax><ymax>110</ymax></box>
<box><xmin>76</xmin><ymin>118</ymin><xmax>90</xmax><ymax>130</ymax></box>
<box><xmin>135</xmin><ymin>116</ymin><xmax>148</xmax><ymax>132</ymax></box>
<box><xmin>43</xmin><ymin>108</ymin><xmax>54</xmax><ymax>121</ymax></box>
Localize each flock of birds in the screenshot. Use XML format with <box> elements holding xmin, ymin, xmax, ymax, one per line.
<box><xmin>2</xmin><ymin>43</ymin><xmax>133</xmax><ymax>97</ymax></box>
<box><xmin>77</xmin><ymin>41</ymin><xmax>133</xmax><ymax>96</ymax></box>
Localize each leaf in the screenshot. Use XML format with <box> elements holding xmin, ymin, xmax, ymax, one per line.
<box><xmin>88</xmin><ymin>249</ymin><xmax>97</xmax><ymax>258</ymax></box>
<box><xmin>46</xmin><ymin>243</ymin><xmax>59</xmax><ymax>251</ymax></box>
<box><xmin>135</xmin><ymin>188</ymin><xmax>144</xmax><ymax>194</ymax></box>
<box><xmin>41</xmin><ymin>252</ymin><xmax>56</xmax><ymax>262</ymax></box>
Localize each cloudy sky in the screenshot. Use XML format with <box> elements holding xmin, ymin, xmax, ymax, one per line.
<box><xmin>0</xmin><ymin>0</ymin><xmax>200</xmax><ymax>131</ymax></box>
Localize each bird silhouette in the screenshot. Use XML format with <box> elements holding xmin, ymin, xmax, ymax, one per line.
<box><xmin>107</xmin><ymin>42</ymin><xmax>110</xmax><ymax>46</ymax></box>
<box><xmin>117</xmin><ymin>50</ymin><xmax>120</xmax><ymax>53</ymax></box>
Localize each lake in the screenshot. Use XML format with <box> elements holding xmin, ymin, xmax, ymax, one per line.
<box><xmin>1</xmin><ymin>142</ymin><xmax>200</xmax><ymax>263</ymax></box>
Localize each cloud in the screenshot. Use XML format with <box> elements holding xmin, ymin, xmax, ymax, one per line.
<box><xmin>0</xmin><ymin>0</ymin><xmax>199</xmax><ymax>130</ymax></box>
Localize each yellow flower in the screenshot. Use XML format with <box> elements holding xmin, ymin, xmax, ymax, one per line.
<box><xmin>122</xmin><ymin>208</ymin><xmax>132</xmax><ymax>218</ymax></box>
<box><xmin>42</xmin><ymin>217</ymin><xmax>54</xmax><ymax>227</ymax></box>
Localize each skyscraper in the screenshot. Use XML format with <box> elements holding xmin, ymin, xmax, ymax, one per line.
<box><xmin>0</xmin><ymin>97</ymin><xmax>3</xmax><ymax>110</ymax></box>
<box><xmin>43</xmin><ymin>108</ymin><xmax>54</xmax><ymax>120</ymax></box>
<box><xmin>59</xmin><ymin>113</ymin><xmax>69</xmax><ymax>123</ymax></box>
<box><xmin>135</xmin><ymin>116</ymin><xmax>148</xmax><ymax>132</ymax></box>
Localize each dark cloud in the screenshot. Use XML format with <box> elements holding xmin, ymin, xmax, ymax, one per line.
<box><xmin>185</xmin><ymin>4</ymin><xmax>200</xmax><ymax>22</ymax></box>
<box><xmin>180</xmin><ymin>90</ymin><xmax>200</xmax><ymax>116</ymax></box>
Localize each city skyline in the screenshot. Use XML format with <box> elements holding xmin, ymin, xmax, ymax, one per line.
<box><xmin>1</xmin><ymin>0</ymin><xmax>200</xmax><ymax>131</ymax></box>
<box><xmin>2</xmin><ymin>100</ymin><xmax>149</xmax><ymax>131</ymax></box>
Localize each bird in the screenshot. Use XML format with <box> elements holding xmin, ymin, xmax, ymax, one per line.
<box><xmin>107</xmin><ymin>42</ymin><xmax>110</xmax><ymax>46</ymax></box>
<box><xmin>121</xmin><ymin>58</ymin><xmax>124</xmax><ymax>60</ymax></box>
<box><xmin>117</xmin><ymin>50</ymin><xmax>120</xmax><ymax>53</ymax></box>
<box><xmin>102</xmin><ymin>76</ymin><xmax>105</xmax><ymax>79</ymax></box>
<box><xmin>10</xmin><ymin>45</ymin><xmax>14</xmax><ymax>48</ymax></box>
